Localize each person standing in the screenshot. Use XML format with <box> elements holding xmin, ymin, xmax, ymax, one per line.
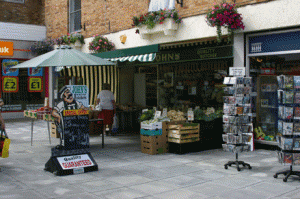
<box><xmin>0</xmin><ymin>99</ymin><xmax>5</xmax><ymax>172</ymax></box>
<box><xmin>96</xmin><ymin>83</ymin><xmax>116</xmax><ymax>135</ymax></box>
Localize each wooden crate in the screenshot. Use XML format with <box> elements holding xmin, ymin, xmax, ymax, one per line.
<box><xmin>50</xmin><ymin>122</ymin><xmax>59</xmax><ymax>138</ymax></box>
<box><xmin>167</xmin><ymin>123</ymin><xmax>200</xmax><ymax>144</ymax></box>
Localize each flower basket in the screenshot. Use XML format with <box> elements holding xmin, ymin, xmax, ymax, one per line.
<box><xmin>29</xmin><ymin>40</ymin><xmax>54</xmax><ymax>56</ymax></box>
<box><xmin>206</xmin><ymin>2</ymin><xmax>245</xmax><ymax>43</ymax></box>
<box><xmin>139</xmin><ymin>18</ymin><xmax>179</xmax><ymax>39</ymax></box>
<box><xmin>53</xmin><ymin>32</ymin><xmax>85</xmax><ymax>49</ymax></box>
<box><xmin>88</xmin><ymin>35</ymin><xmax>115</xmax><ymax>53</ymax></box>
<box><xmin>132</xmin><ymin>9</ymin><xmax>182</xmax><ymax>39</ymax></box>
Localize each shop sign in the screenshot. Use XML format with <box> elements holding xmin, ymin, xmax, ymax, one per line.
<box><xmin>68</xmin><ymin>85</ymin><xmax>89</xmax><ymax>107</ymax></box>
<box><xmin>28</xmin><ymin>77</ymin><xmax>43</xmax><ymax>92</ymax></box>
<box><xmin>229</xmin><ymin>67</ymin><xmax>245</xmax><ymax>76</ymax></box>
<box><xmin>249</xmin><ymin>30</ymin><xmax>300</xmax><ymax>54</ymax></box>
<box><xmin>1</xmin><ymin>104</ymin><xmax>22</xmax><ymax>111</ymax></box>
<box><xmin>28</xmin><ymin>67</ymin><xmax>43</xmax><ymax>76</ymax></box>
<box><xmin>153</xmin><ymin>45</ymin><xmax>233</xmax><ymax>64</ymax></box>
<box><xmin>0</xmin><ymin>41</ymin><xmax>13</xmax><ymax>56</ymax></box>
<box><xmin>57</xmin><ymin>154</ymin><xmax>94</xmax><ymax>170</ymax></box>
<box><xmin>2</xmin><ymin>59</ymin><xmax>19</xmax><ymax>76</ymax></box>
<box><xmin>2</xmin><ymin>76</ymin><xmax>18</xmax><ymax>92</ymax></box>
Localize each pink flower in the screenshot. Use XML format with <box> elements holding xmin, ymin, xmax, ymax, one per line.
<box><xmin>104</xmin><ymin>42</ymin><xmax>107</xmax><ymax>44</ymax></box>
<box><xmin>212</xmin><ymin>11</ymin><xmax>215</xmax><ymax>14</ymax></box>
<box><xmin>96</xmin><ymin>34</ymin><xmax>99</xmax><ymax>36</ymax></box>
<box><xmin>159</xmin><ymin>22</ymin><xmax>163</xmax><ymax>24</ymax></box>
<box><xmin>223</xmin><ymin>3</ymin><xmax>227</xmax><ymax>7</ymax></box>
<box><xmin>93</xmin><ymin>35</ymin><xmax>95</xmax><ymax>37</ymax></box>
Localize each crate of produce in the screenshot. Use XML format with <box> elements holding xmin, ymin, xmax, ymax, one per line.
<box><xmin>168</xmin><ymin>123</ymin><xmax>200</xmax><ymax>130</ymax></box>
<box><xmin>141</xmin><ymin>122</ymin><xmax>162</xmax><ymax>130</ymax></box>
<box><xmin>50</xmin><ymin>122</ymin><xmax>59</xmax><ymax>138</ymax></box>
<box><xmin>30</xmin><ymin>111</ymin><xmax>37</xmax><ymax>119</ymax></box>
<box><xmin>140</xmin><ymin>129</ymin><xmax>162</xmax><ymax>136</ymax></box>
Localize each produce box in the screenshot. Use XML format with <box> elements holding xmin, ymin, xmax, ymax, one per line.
<box><xmin>50</xmin><ymin>122</ymin><xmax>59</xmax><ymax>138</ymax></box>
<box><xmin>140</xmin><ymin>128</ymin><xmax>168</xmax><ymax>155</ymax></box>
<box><xmin>140</xmin><ymin>129</ymin><xmax>162</xmax><ymax>136</ymax></box>
<box><xmin>165</xmin><ymin>122</ymin><xmax>200</xmax><ymax>144</ymax></box>
<box><xmin>141</xmin><ymin>122</ymin><xmax>162</xmax><ymax>130</ymax></box>
<box><xmin>140</xmin><ymin>135</ymin><xmax>168</xmax><ymax>155</ymax></box>
<box><xmin>168</xmin><ymin>123</ymin><xmax>199</xmax><ymax>131</ymax></box>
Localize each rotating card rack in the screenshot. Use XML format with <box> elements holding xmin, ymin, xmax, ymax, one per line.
<box><xmin>274</xmin><ymin>75</ymin><xmax>300</xmax><ymax>182</ymax></box>
<box><xmin>222</xmin><ymin>75</ymin><xmax>253</xmax><ymax>171</ymax></box>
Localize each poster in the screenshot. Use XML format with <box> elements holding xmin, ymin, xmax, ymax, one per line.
<box><xmin>2</xmin><ymin>76</ymin><xmax>19</xmax><ymax>92</ymax></box>
<box><xmin>67</xmin><ymin>85</ymin><xmax>89</xmax><ymax>107</ymax></box>
<box><xmin>2</xmin><ymin>59</ymin><xmax>19</xmax><ymax>76</ymax></box>
<box><xmin>28</xmin><ymin>67</ymin><xmax>43</xmax><ymax>76</ymax></box>
<box><xmin>28</xmin><ymin>77</ymin><xmax>43</xmax><ymax>92</ymax></box>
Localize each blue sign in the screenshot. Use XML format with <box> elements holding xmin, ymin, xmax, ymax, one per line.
<box><xmin>2</xmin><ymin>59</ymin><xmax>19</xmax><ymax>76</ymax></box>
<box><xmin>28</xmin><ymin>67</ymin><xmax>43</xmax><ymax>76</ymax></box>
<box><xmin>249</xmin><ymin>30</ymin><xmax>300</xmax><ymax>54</ymax></box>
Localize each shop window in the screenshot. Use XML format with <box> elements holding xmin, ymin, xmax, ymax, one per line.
<box><xmin>1</xmin><ymin>0</ymin><xmax>24</xmax><ymax>3</ymax></box>
<box><xmin>148</xmin><ymin>0</ymin><xmax>175</xmax><ymax>12</ymax></box>
<box><xmin>69</xmin><ymin>0</ymin><xmax>81</xmax><ymax>33</ymax></box>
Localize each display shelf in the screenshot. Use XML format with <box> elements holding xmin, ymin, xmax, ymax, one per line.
<box><xmin>222</xmin><ymin>76</ymin><xmax>253</xmax><ymax>171</ymax></box>
<box><xmin>255</xmin><ymin>139</ymin><xmax>278</xmax><ymax>146</ymax></box>
<box><xmin>274</xmin><ymin>75</ymin><xmax>300</xmax><ymax>182</ymax></box>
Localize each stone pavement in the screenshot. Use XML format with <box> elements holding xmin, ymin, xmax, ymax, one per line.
<box><xmin>1</xmin><ymin>119</ymin><xmax>300</xmax><ymax>199</ymax></box>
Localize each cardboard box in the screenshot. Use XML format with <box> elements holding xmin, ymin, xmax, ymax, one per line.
<box><xmin>140</xmin><ymin>134</ymin><xmax>168</xmax><ymax>155</ymax></box>
<box><xmin>50</xmin><ymin>122</ymin><xmax>59</xmax><ymax>138</ymax></box>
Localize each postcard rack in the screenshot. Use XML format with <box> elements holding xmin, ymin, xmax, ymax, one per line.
<box><xmin>222</xmin><ymin>75</ymin><xmax>253</xmax><ymax>171</ymax></box>
<box><xmin>274</xmin><ymin>75</ymin><xmax>300</xmax><ymax>182</ymax></box>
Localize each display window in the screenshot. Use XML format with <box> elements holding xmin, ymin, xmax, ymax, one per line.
<box><xmin>250</xmin><ymin>53</ymin><xmax>300</xmax><ymax>142</ymax></box>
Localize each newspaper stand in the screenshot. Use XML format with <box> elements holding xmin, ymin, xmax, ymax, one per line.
<box><xmin>45</xmin><ymin>109</ymin><xmax>98</xmax><ymax>176</ymax></box>
<box><xmin>274</xmin><ymin>75</ymin><xmax>300</xmax><ymax>182</ymax></box>
<box><xmin>222</xmin><ymin>70</ymin><xmax>253</xmax><ymax>171</ymax></box>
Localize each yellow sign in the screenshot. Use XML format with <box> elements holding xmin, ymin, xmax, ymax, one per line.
<box><xmin>63</xmin><ymin>109</ymin><xmax>89</xmax><ymax>116</ymax></box>
<box><xmin>2</xmin><ymin>76</ymin><xmax>18</xmax><ymax>92</ymax></box>
<box><xmin>28</xmin><ymin>77</ymin><xmax>43</xmax><ymax>92</ymax></box>
<box><xmin>0</xmin><ymin>41</ymin><xmax>13</xmax><ymax>56</ymax></box>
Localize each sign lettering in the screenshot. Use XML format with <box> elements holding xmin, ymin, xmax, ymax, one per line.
<box><xmin>28</xmin><ymin>77</ymin><xmax>43</xmax><ymax>92</ymax></box>
<box><xmin>57</xmin><ymin>154</ymin><xmax>94</xmax><ymax>170</ymax></box>
<box><xmin>0</xmin><ymin>41</ymin><xmax>13</xmax><ymax>56</ymax></box>
<box><xmin>2</xmin><ymin>77</ymin><xmax>18</xmax><ymax>92</ymax></box>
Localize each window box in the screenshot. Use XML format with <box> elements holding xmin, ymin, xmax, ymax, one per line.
<box><xmin>139</xmin><ymin>18</ymin><xmax>179</xmax><ymax>39</ymax></box>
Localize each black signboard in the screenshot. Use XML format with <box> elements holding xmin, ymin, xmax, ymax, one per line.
<box><xmin>62</xmin><ymin>110</ymin><xmax>89</xmax><ymax>150</ymax></box>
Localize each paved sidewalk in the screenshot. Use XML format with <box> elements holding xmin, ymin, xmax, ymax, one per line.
<box><xmin>1</xmin><ymin>119</ymin><xmax>300</xmax><ymax>199</ymax></box>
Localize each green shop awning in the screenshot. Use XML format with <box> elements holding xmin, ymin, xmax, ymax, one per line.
<box><xmin>93</xmin><ymin>44</ymin><xmax>159</xmax><ymax>62</ymax></box>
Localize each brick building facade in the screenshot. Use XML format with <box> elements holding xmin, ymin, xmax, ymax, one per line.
<box><xmin>0</xmin><ymin>0</ymin><xmax>45</xmax><ymax>25</ymax></box>
<box><xmin>45</xmin><ymin>0</ymin><xmax>273</xmax><ymax>40</ymax></box>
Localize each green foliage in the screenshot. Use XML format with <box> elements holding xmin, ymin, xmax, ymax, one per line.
<box><xmin>139</xmin><ymin>109</ymin><xmax>155</xmax><ymax>122</ymax></box>
<box><xmin>132</xmin><ymin>9</ymin><xmax>182</xmax><ymax>29</ymax></box>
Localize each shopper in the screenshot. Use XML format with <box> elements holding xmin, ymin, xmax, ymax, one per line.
<box><xmin>96</xmin><ymin>83</ymin><xmax>116</xmax><ymax>135</ymax></box>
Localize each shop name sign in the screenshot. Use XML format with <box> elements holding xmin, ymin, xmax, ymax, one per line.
<box><xmin>0</xmin><ymin>41</ymin><xmax>13</xmax><ymax>56</ymax></box>
<box><xmin>57</xmin><ymin>154</ymin><xmax>94</xmax><ymax>170</ymax></box>
<box><xmin>155</xmin><ymin>53</ymin><xmax>180</xmax><ymax>63</ymax></box>
<box><xmin>197</xmin><ymin>48</ymin><xmax>217</xmax><ymax>59</ymax></box>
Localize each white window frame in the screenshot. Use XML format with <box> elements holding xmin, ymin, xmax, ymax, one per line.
<box><xmin>148</xmin><ymin>0</ymin><xmax>175</xmax><ymax>12</ymax></box>
<box><xmin>1</xmin><ymin>0</ymin><xmax>24</xmax><ymax>3</ymax></box>
<box><xmin>69</xmin><ymin>0</ymin><xmax>81</xmax><ymax>33</ymax></box>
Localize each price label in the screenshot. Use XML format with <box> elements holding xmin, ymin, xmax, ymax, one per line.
<box><xmin>154</xmin><ymin>111</ymin><xmax>161</xmax><ymax>118</ymax></box>
<box><xmin>142</xmin><ymin>109</ymin><xmax>148</xmax><ymax>113</ymax></box>
<box><xmin>188</xmin><ymin>110</ymin><xmax>194</xmax><ymax>121</ymax></box>
<box><xmin>162</xmin><ymin>108</ymin><xmax>168</xmax><ymax>117</ymax></box>
<box><xmin>28</xmin><ymin>77</ymin><xmax>43</xmax><ymax>92</ymax></box>
<box><xmin>2</xmin><ymin>76</ymin><xmax>18</xmax><ymax>92</ymax></box>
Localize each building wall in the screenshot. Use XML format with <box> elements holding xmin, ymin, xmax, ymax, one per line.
<box><xmin>0</xmin><ymin>0</ymin><xmax>45</xmax><ymax>25</ymax></box>
<box><xmin>45</xmin><ymin>0</ymin><xmax>273</xmax><ymax>40</ymax></box>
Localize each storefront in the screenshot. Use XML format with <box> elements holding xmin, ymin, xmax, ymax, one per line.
<box><xmin>0</xmin><ymin>40</ymin><xmax>48</xmax><ymax>118</ymax></box>
<box><xmin>246</xmin><ymin>28</ymin><xmax>300</xmax><ymax>145</ymax></box>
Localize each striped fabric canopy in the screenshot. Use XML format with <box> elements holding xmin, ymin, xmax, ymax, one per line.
<box><xmin>106</xmin><ymin>53</ymin><xmax>156</xmax><ymax>62</ymax></box>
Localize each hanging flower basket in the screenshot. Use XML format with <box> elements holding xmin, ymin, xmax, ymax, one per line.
<box><xmin>88</xmin><ymin>35</ymin><xmax>115</xmax><ymax>53</ymax></box>
<box><xmin>206</xmin><ymin>2</ymin><xmax>245</xmax><ymax>43</ymax></box>
<box><xmin>53</xmin><ymin>32</ymin><xmax>85</xmax><ymax>48</ymax></box>
<box><xmin>29</xmin><ymin>39</ymin><xmax>54</xmax><ymax>56</ymax></box>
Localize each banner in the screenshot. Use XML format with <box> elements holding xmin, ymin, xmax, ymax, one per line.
<box><xmin>2</xmin><ymin>76</ymin><xmax>19</xmax><ymax>93</ymax></box>
<box><xmin>67</xmin><ymin>85</ymin><xmax>89</xmax><ymax>107</ymax></box>
<box><xmin>2</xmin><ymin>59</ymin><xmax>19</xmax><ymax>76</ymax></box>
<box><xmin>28</xmin><ymin>77</ymin><xmax>43</xmax><ymax>92</ymax></box>
<box><xmin>28</xmin><ymin>67</ymin><xmax>43</xmax><ymax>76</ymax></box>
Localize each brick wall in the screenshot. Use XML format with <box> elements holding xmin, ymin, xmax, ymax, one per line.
<box><xmin>0</xmin><ymin>0</ymin><xmax>45</xmax><ymax>25</ymax></box>
<box><xmin>45</xmin><ymin>0</ymin><xmax>274</xmax><ymax>40</ymax></box>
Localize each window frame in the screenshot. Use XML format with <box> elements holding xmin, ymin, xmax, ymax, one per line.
<box><xmin>69</xmin><ymin>0</ymin><xmax>81</xmax><ymax>34</ymax></box>
<box><xmin>1</xmin><ymin>0</ymin><xmax>25</xmax><ymax>3</ymax></box>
